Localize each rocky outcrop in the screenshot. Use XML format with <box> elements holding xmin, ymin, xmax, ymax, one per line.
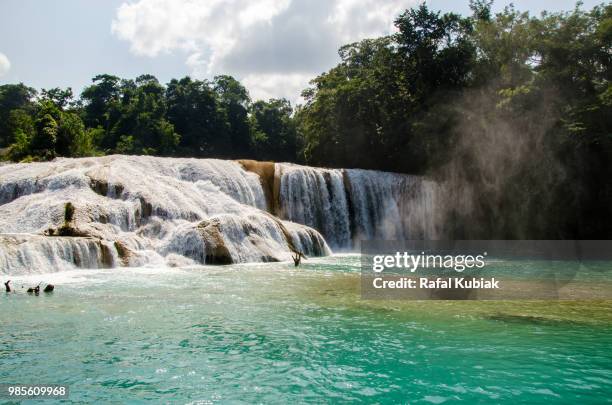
<box><xmin>197</xmin><ymin>219</ymin><xmax>234</xmax><ymax>264</ymax></box>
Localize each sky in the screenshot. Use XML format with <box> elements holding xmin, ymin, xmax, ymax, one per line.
<box><xmin>0</xmin><ymin>0</ymin><xmax>602</xmax><ymax>104</ymax></box>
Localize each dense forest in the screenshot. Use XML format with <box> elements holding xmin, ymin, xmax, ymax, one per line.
<box><xmin>0</xmin><ymin>1</ymin><xmax>610</xmax><ymax>238</ymax></box>
<box><xmin>0</xmin><ymin>75</ymin><xmax>299</xmax><ymax>162</ymax></box>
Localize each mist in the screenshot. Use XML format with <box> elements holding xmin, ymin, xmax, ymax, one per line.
<box><xmin>431</xmin><ymin>85</ymin><xmax>571</xmax><ymax>239</ymax></box>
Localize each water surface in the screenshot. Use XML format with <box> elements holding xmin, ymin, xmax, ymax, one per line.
<box><xmin>2</xmin><ymin>255</ymin><xmax>612</xmax><ymax>404</ymax></box>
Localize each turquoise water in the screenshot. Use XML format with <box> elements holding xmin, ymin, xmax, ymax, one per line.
<box><xmin>1</xmin><ymin>255</ymin><xmax>612</xmax><ymax>404</ymax></box>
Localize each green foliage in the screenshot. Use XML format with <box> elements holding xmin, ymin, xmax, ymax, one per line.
<box><xmin>0</xmin><ymin>83</ymin><xmax>37</xmax><ymax>146</ymax></box>
<box><xmin>41</xmin><ymin>87</ymin><xmax>74</xmax><ymax>109</ymax></box>
<box><xmin>64</xmin><ymin>202</ymin><xmax>75</xmax><ymax>223</ymax></box>
<box><xmin>81</xmin><ymin>74</ymin><xmax>121</xmax><ymax>131</ymax></box>
<box><xmin>59</xmin><ymin>112</ymin><xmax>96</xmax><ymax>157</ymax></box>
<box><xmin>299</xmin><ymin>4</ymin><xmax>475</xmax><ymax>172</ymax></box>
<box><xmin>1</xmin><ymin>72</ymin><xmax>299</xmax><ymax>162</ymax></box>
<box><xmin>214</xmin><ymin>75</ymin><xmax>252</xmax><ymax>157</ymax></box>
<box><xmin>33</xmin><ymin>113</ymin><xmax>58</xmax><ymax>153</ymax></box>
<box><xmin>166</xmin><ymin>76</ymin><xmax>226</xmax><ymax>156</ymax></box>
<box><xmin>5</xmin><ymin>95</ymin><xmax>96</xmax><ymax>160</ymax></box>
<box><xmin>8</xmin><ymin>123</ymin><xmax>34</xmax><ymax>161</ymax></box>
<box><xmin>249</xmin><ymin>98</ymin><xmax>297</xmax><ymax>161</ymax></box>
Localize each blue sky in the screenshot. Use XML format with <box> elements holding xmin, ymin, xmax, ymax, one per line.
<box><xmin>0</xmin><ymin>0</ymin><xmax>601</xmax><ymax>103</ymax></box>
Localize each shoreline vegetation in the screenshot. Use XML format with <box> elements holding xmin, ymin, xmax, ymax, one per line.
<box><xmin>1</xmin><ymin>1</ymin><xmax>610</xmax><ymax>239</ymax></box>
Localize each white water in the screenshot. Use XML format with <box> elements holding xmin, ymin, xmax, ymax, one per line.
<box><xmin>276</xmin><ymin>164</ymin><xmax>351</xmax><ymax>248</ymax></box>
<box><xmin>345</xmin><ymin>169</ymin><xmax>442</xmax><ymax>242</ymax></box>
<box><xmin>1</xmin><ymin>156</ymin><xmax>441</xmax><ymax>274</ymax></box>
<box><xmin>0</xmin><ymin>156</ymin><xmax>330</xmax><ymax>274</ymax></box>
<box><xmin>276</xmin><ymin>164</ymin><xmax>442</xmax><ymax>248</ymax></box>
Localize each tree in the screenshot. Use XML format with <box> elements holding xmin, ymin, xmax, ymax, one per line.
<box><xmin>57</xmin><ymin>112</ymin><xmax>95</xmax><ymax>157</ymax></box>
<box><xmin>166</xmin><ymin>77</ymin><xmax>226</xmax><ymax>156</ymax></box>
<box><xmin>41</xmin><ymin>87</ymin><xmax>74</xmax><ymax>109</ymax></box>
<box><xmin>0</xmin><ymin>83</ymin><xmax>37</xmax><ymax>146</ymax></box>
<box><xmin>109</xmin><ymin>75</ymin><xmax>179</xmax><ymax>155</ymax></box>
<box><xmin>395</xmin><ymin>4</ymin><xmax>475</xmax><ymax>92</ymax></box>
<box><xmin>214</xmin><ymin>75</ymin><xmax>252</xmax><ymax>157</ymax></box>
<box><xmin>250</xmin><ymin>98</ymin><xmax>297</xmax><ymax>161</ymax></box>
<box><xmin>32</xmin><ymin>114</ymin><xmax>58</xmax><ymax>155</ymax></box>
<box><xmin>81</xmin><ymin>74</ymin><xmax>122</xmax><ymax>150</ymax></box>
<box><xmin>299</xmin><ymin>5</ymin><xmax>475</xmax><ymax>173</ymax></box>
<box><xmin>6</xmin><ymin>109</ymin><xmax>36</xmax><ymax>160</ymax></box>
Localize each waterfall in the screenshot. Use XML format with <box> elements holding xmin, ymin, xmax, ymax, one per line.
<box><xmin>276</xmin><ymin>164</ymin><xmax>441</xmax><ymax>248</ymax></box>
<box><xmin>0</xmin><ymin>234</ymin><xmax>119</xmax><ymax>273</ymax></box>
<box><xmin>344</xmin><ymin>169</ymin><xmax>442</xmax><ymax>243</ymax></box>
<box><xmin>276</xmin><ymin>164</ymin><xmax>351</xmax><ymax>249</ymax></box>
<box><xmin>1</xmin><ymin>155</ymin><xmax>441</xmax><ymax>274</ymax></box>
<box><xmin>0</xmin><ymin>156</ymin><xmax>330</xmax><ymax>274</ymax></box>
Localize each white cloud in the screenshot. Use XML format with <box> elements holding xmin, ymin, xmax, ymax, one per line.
<box><xmin>0</xmin><ymin>52</ymin><xmax>10</xmax><ymax>77</ymax></box>
<box><xmin>242</xmin><ymin>72</ymin><xmax>312</xmax><ymax>104</ymax></box>
<box><xmin>111</xmin><ymin>0</ymin><xmax>410</xmax><ymax>102</ymax></box>
<box><xmin>329</xmin><ymin>0</ymin><xmax>408</xmax><ymax>43</ymax></box>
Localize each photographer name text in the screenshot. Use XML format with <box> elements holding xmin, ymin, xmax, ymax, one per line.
<box><xmin>372</xmin><ymin>277</ymin><xmax>499</xmax><ymax>289</ymax></box>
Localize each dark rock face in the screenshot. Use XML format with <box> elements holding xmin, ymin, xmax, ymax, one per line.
<box><xmin>44</xmin><ymin>202</ymin><xmax>89</xmax><ymax>237</ymax></box>
<box><xmin>56</xmin><ymin>225</ymin><xmax>89</xmax><ymax>237</ymax></box>
<box><xmin>88</xmin><ymin>177</ymin><xmax>124</xmax><ymax>198</ymax></box>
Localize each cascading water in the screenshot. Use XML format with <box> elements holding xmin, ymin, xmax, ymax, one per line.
<box><xmin>276</xmin><ymin>164</ymin><xmax>351</xmax><ymax>249</ymax></box>
<box><xmin>0</xmin><ymin>155</ymin><xmax>330</xmax><ymax>274</ymax></box>
<box><xmin>276</xmin><ymin>164</ymin><xmax>441</xmax><ymax>248</ymax></box>
<box><xmin>1</xmin><ymin>156</ymin><xmax>441</xmax><ymax>274</ymax></box>
<box><xmin>0</xmin><ymin>234</ymin><xmax>119</xmax><ymax>271</ymax></box>
<box><xmin>344</xmin><ymin>169</ymin><xmax>442</xmax><ymax>243</ymax></box>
